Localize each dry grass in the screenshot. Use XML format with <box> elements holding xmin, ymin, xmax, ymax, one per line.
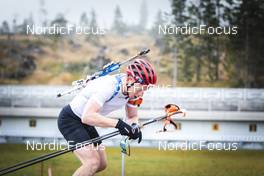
<box><xmin>9</xmin><ymin>34</ymin><xmax>166</xmax><ymax>85</ymax></box>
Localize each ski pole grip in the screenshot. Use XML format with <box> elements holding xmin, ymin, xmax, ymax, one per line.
<box><xmin>139</xmin><ymin>49</ymin><xmax>150</xmax><ymax>56</ymax></box>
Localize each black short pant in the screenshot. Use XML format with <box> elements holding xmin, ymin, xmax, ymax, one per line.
<box><xmin>57</xmin><ymin>105</ymin><xmax>102</xmax><ymax>146</ymax></box>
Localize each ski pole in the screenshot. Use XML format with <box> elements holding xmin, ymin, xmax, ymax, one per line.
<box><xmin>0</xmin><ymin>104</ymin><xmax>184</xmax><ymax>175</ymax></box>
<box><xmin>0</xmin><ymin>131</ymin><xmax>119</xmax><ymax>175</ymax></box>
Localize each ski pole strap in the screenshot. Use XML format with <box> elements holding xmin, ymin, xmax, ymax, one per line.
<box><xmin>120</xmin><ymin>137</ymin><xmax>130</xmax><ymax>156</ymax></box>
<box><xmin>106</xmin><ymin>75</ymin><xmax>122</xmax><ymax>102</ymax></box>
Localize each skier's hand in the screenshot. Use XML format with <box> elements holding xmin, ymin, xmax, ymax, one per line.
<box><xmin>130</xmin><ymin>123</ymin><xmax>142</xmax><ymax>143</ymax></box>
<box><xmin>115</xmin><ymin>119</ymin><xmax>133</xmax><ymax>136</ymax></box>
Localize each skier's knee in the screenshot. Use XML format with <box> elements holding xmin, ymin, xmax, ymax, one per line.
<box><xmin>97</xmin><ymin>159</ymin><xmax>107</xmax><ymax>172</ymax></box>
<box><xmin>83</xmin><ymin>157</ymin><xmax>100</xmax><ymax>174</ymax></box>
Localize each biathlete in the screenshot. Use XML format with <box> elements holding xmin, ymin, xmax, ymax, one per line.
<box><xmin>57</xmin><ymin>58</ymin><xmax>157</xmax><ymax>176</ymax></box>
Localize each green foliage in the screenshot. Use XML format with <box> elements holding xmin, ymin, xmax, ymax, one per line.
<box><xmin>79</xmin><ymin>12</ymin><xmax>89</xmax><ymax>26</ymax></box>
<box><xmin>167</xmin><ymin>0</ymin><xmax>264</xmax><ymax>87</ymax></box>
<box><xmin>85</xmin><ymin>9</ymin><xmax>101</xmax><ymax>46</ymax></box>
<box><xmin>112</xmin><ymin>6</ymin><xmax>127</xmax><ymax>35</ymax></box>
<box><xmin>228</xmin><ymin>0</ymin><xmax>264</xmax><ymax>87</ymax></box>
<box><xmin>138</xmin><ymin>0</ymin><xmax>148</xmax><ymax>31</ymax></box>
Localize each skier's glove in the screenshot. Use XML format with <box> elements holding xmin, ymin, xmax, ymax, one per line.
<box><xmin>115</xmin><ymin>119</ymin><xmax>133</xmax><ymax>137</ymax></box>
<box><xmin>130</xmin><ymin>123</ymin><xmax>142</xmax><ymax>143</ymax></box>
